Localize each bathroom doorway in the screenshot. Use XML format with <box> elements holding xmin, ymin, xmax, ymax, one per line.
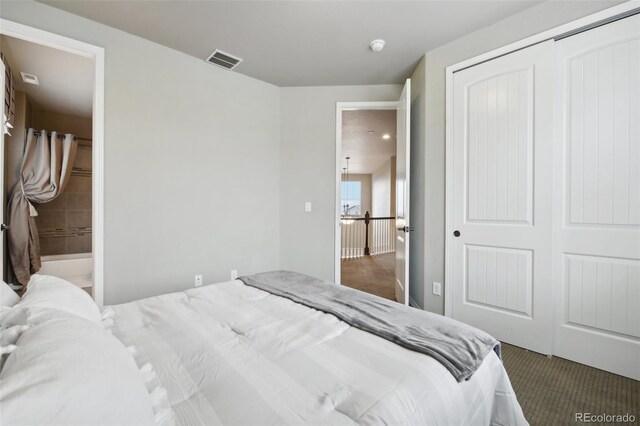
<box><xmin>0</xmin><ymin>20</ymin><xmax>105</xmax><ymax>305</ymax></box>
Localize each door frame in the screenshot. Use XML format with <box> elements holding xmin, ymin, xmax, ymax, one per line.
<box><xmin>444</xmin><ymin>1</ymin><xmax>640</xmax><ymax>316</ymax></box>
<box><xmin>0</xmin><ymin>19</ymin><xmax>106</xmax><ymax>307</ymax></box>
<box><xmin>0</xmin><ymin>61</ymin><xmax>5</xmax><ymax>282</ymax></box>
<box><xmin>334</xmin><ymin>101</ymin><xmax>397</xmax><ymax>283</ymax></box>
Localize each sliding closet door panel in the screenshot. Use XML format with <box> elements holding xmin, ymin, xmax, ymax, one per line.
<box><xmin>568</xmin><ymin>39</ymin><xmax>640</xmax><ymax>226</ymax></box>
<box><xmin>467</xmin><ymin>70</ymin><xmax>532</xmax><ymax>224</ymax></box>
<box><xmin>451</xmin><ymin>40</ymin><xmax>554</xmax><ymax>354</ymax></box>
<box><xmin>554</xmin><ymin>13</ymin><xmax>640</xmax><ymax>380</ymax></box>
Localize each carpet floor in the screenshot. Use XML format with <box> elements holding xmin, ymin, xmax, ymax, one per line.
<box><xmin>340</xmin><ymin>252</ymin><xmax>396</xmax><ymax>301</ymax></box>
<box><xmin>501</xmin><ymin>343</ymin><xmax>639</xmax><ymax>425</ymax></box>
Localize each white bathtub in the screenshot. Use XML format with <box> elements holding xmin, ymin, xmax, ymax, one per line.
<box><xmin>39</xmin><ymin>253</ymin><xmax>93</xmax><ymax>291</ymax></box>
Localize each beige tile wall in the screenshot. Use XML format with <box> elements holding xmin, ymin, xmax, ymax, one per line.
<box><xmin>29</xmin><ymin>107</ymin><xmax>92</xmax><ymax>256</ymax></box>
<box><xmin>35</xmin><ymin>144</ymin><xmax>92</xmax><ymax>256</ymax></box>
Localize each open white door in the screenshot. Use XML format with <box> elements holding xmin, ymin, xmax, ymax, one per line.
<box><xmin>450</xmin><ymin>42</ymin><xmax>555</xmax><ymax>354</ymax></box>
<box><xmin>395</xmin><ymin>79</ymin><xmax>410</xmax><ymax>305</ymax></box>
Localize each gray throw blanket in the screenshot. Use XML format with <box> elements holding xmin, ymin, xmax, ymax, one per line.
<box><xmin>239</xmin><ymin>270</ymin><xmax>500</xmax><ymax>382</ymax></box>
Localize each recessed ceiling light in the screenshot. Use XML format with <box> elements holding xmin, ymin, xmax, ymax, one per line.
<box><xmin>382</xmin><ymin>134</ymin><xmax>391</xmax><ymax>140</ymax></box>
<box><xmin>369</xmin><ymin>39</ymin><xmax>386</xmax><ymax>52</ymax></box>
<box><xmin>20</xmin><ymin>72</ymin><xmax>39</xmax><ymax>85</ymax></box>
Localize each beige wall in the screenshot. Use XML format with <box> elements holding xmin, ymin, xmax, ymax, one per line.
<box><xmin>279</xmin><ymin>85</ymin><xmax>401</xmax><ymax>281</ymax></box>
<box><xmin>371</xmin><ymin>156</ymin><xmax>395</xmax><ymax>218</ymax></box>
<box><xmin>1</xmin><ymin>1</ymin><xmax>282</xmax><ymax>304</ymax></box>
<box><xmin>31</xmin><ymin>108</ymin><xmax>92</xmax><ymax>138</ymax></box>
<box><xmin>390</xmin><ymin>155</ymin><xmax>396</xmax><ymax>218</ymax></box>
<box><xmin>343</xmin><ymin>173</ymin><xmax>371</xmax><ymax>216</ymax></box>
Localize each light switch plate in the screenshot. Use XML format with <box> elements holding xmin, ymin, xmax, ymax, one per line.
<box><xmin>195</xmin><ymin>274</ymin><xmax>203</xmax><ymax>287</ymax></box>
<box><xmin>305</xmin><ymin>202</ymin><xmax>312</xmax><ymax>212</ymax></box>
<box><xmin>432</xmin><ymin>282</ymin><xmax>442</xmax><ymax>296</ymax></box>
<box><xmin>230</xmin><ymin>270</ymin><xmax>238</xmax><ymax>280</ymax></box>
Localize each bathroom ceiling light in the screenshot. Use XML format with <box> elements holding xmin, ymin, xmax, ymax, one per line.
<box><xmin>382</xmin><ymin>134</ymin><xmax>391</xmax><ymax>140</ymax></box>
<box><xmin>20</xmin><ymin>72</ymin><xmax>39</xmax><ymax>85</ymax></box>
<box><xmin>369</xmin><ymin>39</ymin><xmax>386</xmax><ymax>52</ymax></box>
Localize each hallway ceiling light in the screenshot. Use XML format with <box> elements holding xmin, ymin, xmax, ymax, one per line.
<box><xmin>382</xmin><ymin>133</ymin><xmax>391</xmax><ymax>140</ymax></box>
<box><xmin>369</xmin><ymin>39</ymin><xmax>386</xmax><ymax>52</ymax></box>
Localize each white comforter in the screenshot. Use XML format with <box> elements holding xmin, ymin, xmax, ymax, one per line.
<box><xmin>109</xmin><ymin>280</ymin><xmax>527</xmax><ymax>425</ymax></box>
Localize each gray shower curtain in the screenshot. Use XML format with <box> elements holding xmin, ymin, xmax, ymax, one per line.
<box><xmin>7</xmin><ymin>129</ymin><xmax>78</xmax><ymax>286</ymax></box>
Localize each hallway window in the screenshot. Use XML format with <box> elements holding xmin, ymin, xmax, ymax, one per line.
<box><xmin>341</xmin><ymin>181</ymin><xmax>361</xmax><ymax>215</ymax></box>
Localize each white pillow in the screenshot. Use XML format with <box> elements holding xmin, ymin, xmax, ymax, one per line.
<box><xmin>0</xmin><ymin>309</ymin><xmax>157</xmax><ymax>425</ymax></box>
<box><xmin>18</xmin><ymin>274</ymin><xmax>101</xmax><ymax>323</ymax></box>
<box><xmin>0</xmin><ymin>281</ymin><xmax>20</xmax><ymax>307</ymax></box>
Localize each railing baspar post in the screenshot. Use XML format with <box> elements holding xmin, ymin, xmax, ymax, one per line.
<box><xmin>364</xmin><ymin>211</ymin><xmax>370</xmax><ymax>256</ymax></box>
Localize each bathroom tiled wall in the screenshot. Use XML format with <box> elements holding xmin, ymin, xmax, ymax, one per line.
<box><xmin>35</xmin><ymin>144</ymin><xmax>92</xmax><ymax>256</ymax></box>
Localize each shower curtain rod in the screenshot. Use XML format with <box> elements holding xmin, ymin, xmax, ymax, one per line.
<box><xmin>32</xmin><ymin>130</ymin><xmax>92</xmax><ymax>142</ymax></box>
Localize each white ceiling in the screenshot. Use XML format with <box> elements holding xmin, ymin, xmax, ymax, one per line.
<box><xmin>39</xmin><ymin>0</ymin><xmax>544</xmax><ymax>87</ymax></box>
<box><xmin>342</xmin><ymin>109</ymin><xmax>396</xmax><ymax>174</ymax></box>
<box><xmin>0</xmin><ymin>35</ymin><xmax>94</xmax><ymax>117</ymax></box>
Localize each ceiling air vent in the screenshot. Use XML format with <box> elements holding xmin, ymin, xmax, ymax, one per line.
<box><xmin>205</xmin><ymin>49</ymin><xmax>243</xmax><ymax>70</ymax></box>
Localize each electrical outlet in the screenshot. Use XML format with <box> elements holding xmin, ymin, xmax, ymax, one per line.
<box><xmin>230</xmin><ymin>270</ymin><xmax>238</xmax><ymax>280</ymax></box>
<box><xmin>432</xmin><ymin>282</ymin><xmax>442</xmax><ymax>296</ymax></box>
<box><xmin>194</xmin><ymin>274</ymin><xmax>203</xmax><ymax>287</ymax></box>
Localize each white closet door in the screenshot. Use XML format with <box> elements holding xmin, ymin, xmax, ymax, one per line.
<box><xmin>553</xmin><ymin>14</ymin><xmax>640</xmax><ymax>380</ymax></box>
<box><xmin>451</xmin><ymin>41</ymin><xmax>554</xmax><ymax>354</ymax></box>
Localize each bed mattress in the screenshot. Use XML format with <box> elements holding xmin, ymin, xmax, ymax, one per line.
<box><xmin>109</xmin><ymin>279</ymin><xmax>527</xmax><ymax>425</ymax></box>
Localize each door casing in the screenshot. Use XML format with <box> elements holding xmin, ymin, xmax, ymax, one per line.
<box><xmin>335</xmin><ymin>101</ymin><xmax>397</xmax><ymax>284</ymax></box>
<box><xmin>0</xmin><ymin>19</ymin><xmax>106</xmax><ymax>307</ymax></box>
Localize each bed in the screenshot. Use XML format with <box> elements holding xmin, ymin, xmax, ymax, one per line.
<box><xmin>0</xmin><ymin>272</ymin><xmax>527</xmax><ymax>425</ymax></box>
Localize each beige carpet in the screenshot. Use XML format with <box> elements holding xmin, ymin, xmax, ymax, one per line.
<box><xmin>501</xmin><ymin>343</ymin><xmax>639</xmax><ymax>425</ymax></box>
<box><xmin>341</xmin><ymin>252</ymin><xmax>396</xmax><ymax>301</ymax></box>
